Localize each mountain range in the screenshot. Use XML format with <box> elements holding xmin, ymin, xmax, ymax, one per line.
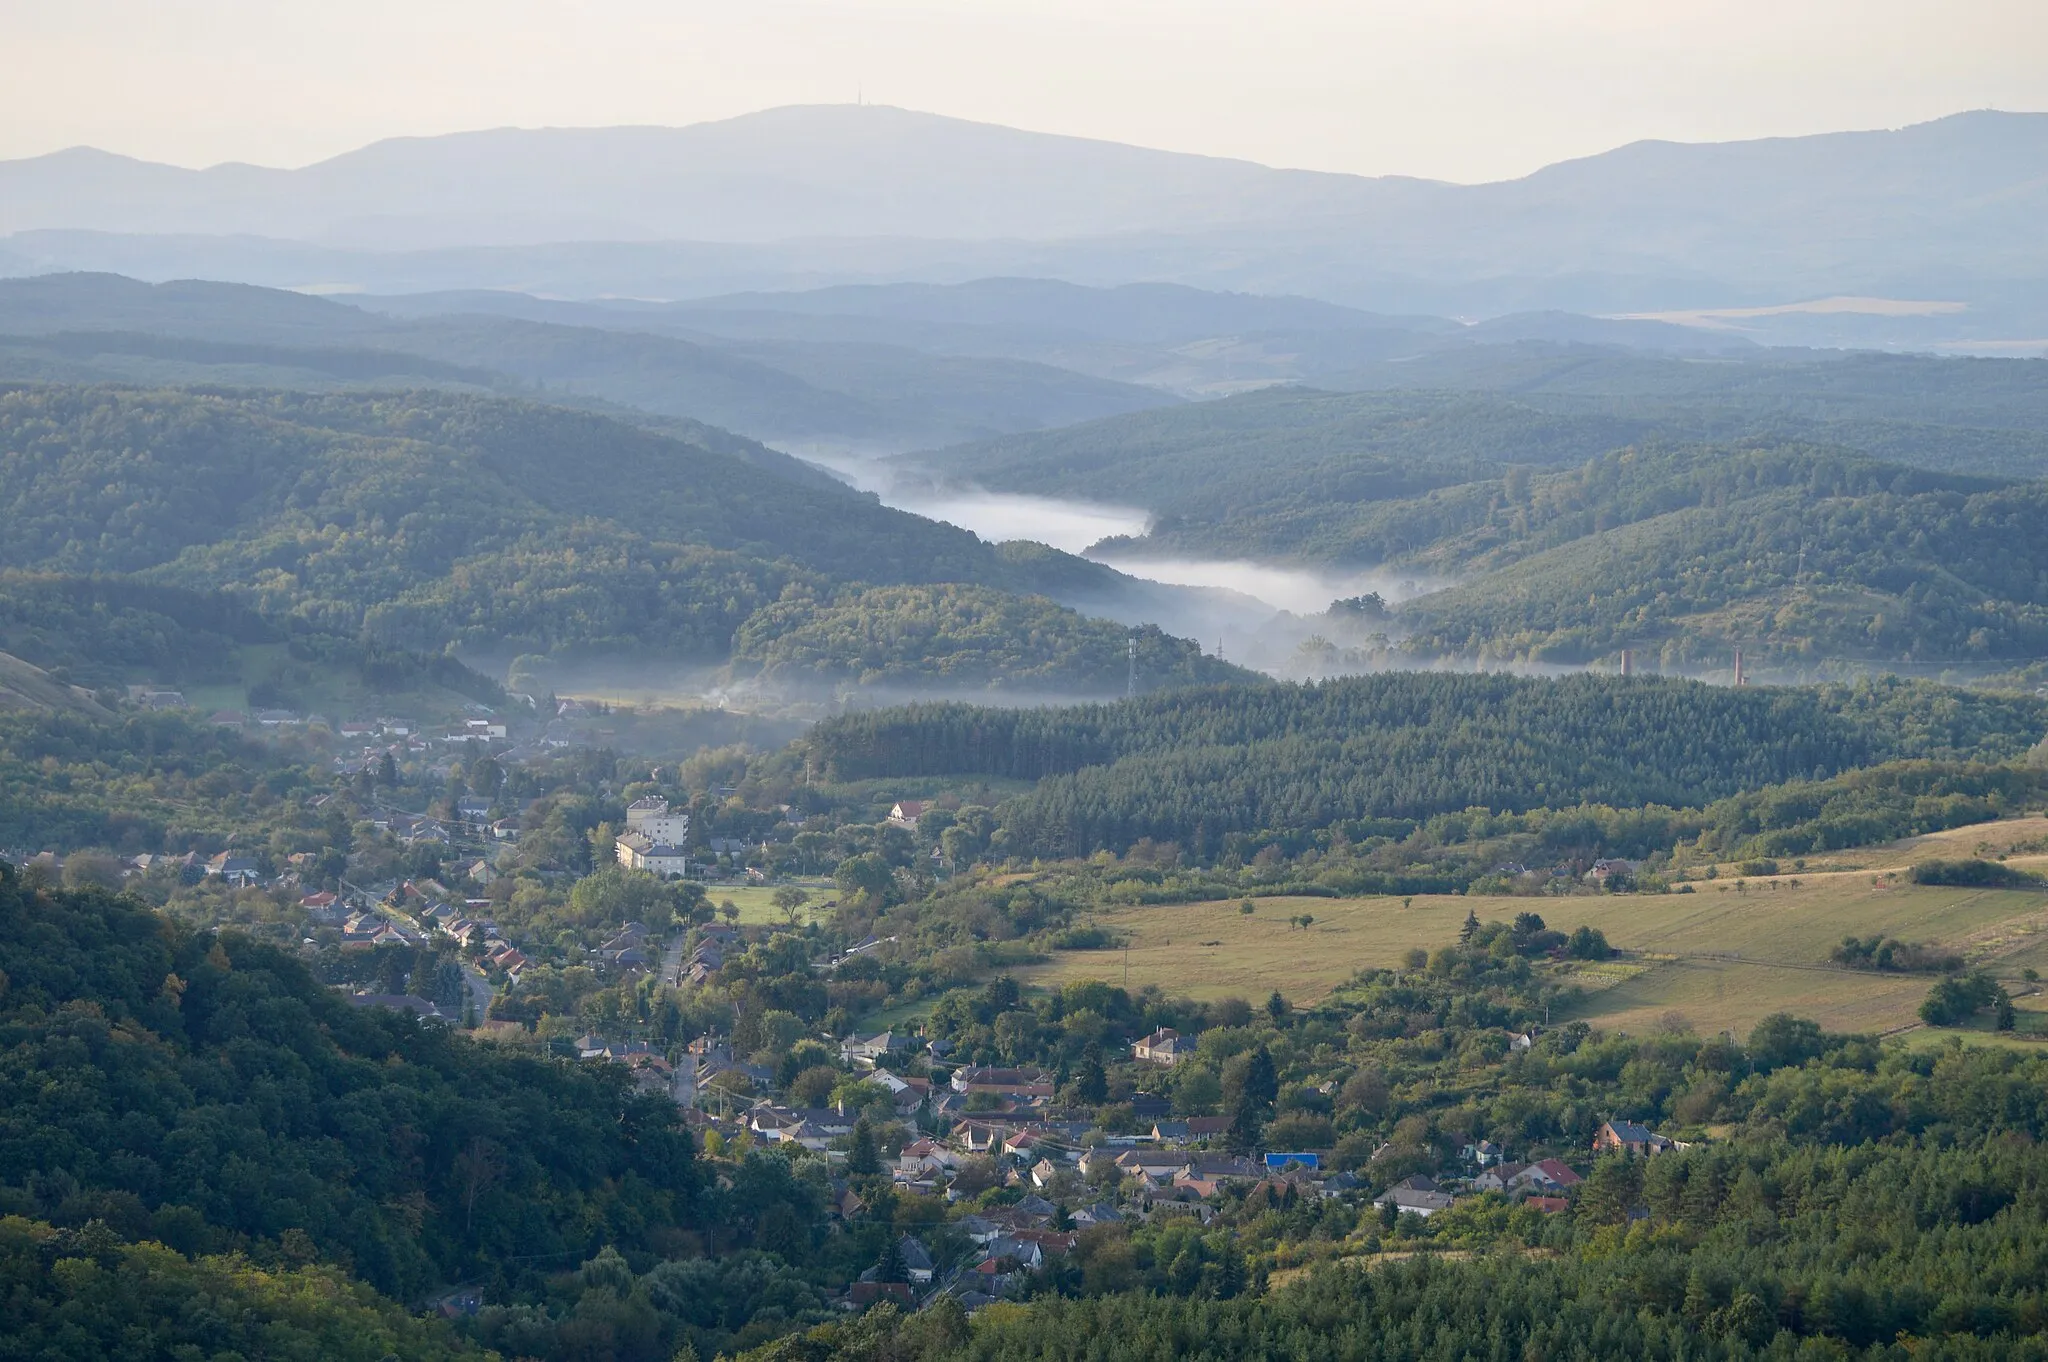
<box><xmin>5</xmin><ymin>106</ymin><xmax>2048</xmax><ymax>334</ymax></box>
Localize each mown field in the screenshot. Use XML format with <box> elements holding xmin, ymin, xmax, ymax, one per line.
<box><xmin>1019</xmin><ymin>822</ymin><xmax>2048</xmax><ymax>1039</ymax></box>
<box><xmin>705</xmin><ymin>878</ymin><xmax>839</xmax><ymax>925</ymax></box>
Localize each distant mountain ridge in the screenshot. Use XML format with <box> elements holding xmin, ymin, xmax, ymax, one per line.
<box><xmin>3</xmin><ymin>106</ymin><xmax>2046</xmax><ymax>326</ymax></box>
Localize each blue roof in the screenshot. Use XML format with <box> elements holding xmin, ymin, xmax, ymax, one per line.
<box><xmin>1265</xmin><ymin>1151</ymin><xmax>1321</xmax><ymax>1169</ymax></box>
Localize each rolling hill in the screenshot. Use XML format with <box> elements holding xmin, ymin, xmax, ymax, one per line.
<box><xmin>0</xmin><ymin>273</ymin><xmax>1178</xmax><ymax>447</ymax></box>
<box><xmin>0</xmin><ymin>385</ymin><xmax>1231</xmax><ymax>695</ymax></box>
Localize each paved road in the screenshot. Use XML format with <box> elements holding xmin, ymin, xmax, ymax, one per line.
<box><xmin>462</xmin><ymin>961</ymin><xmax>495</xmax><ymax>1025</ymax></box>
<box><xmin>661</xmin><ymin>930</ymin><xmax>687</xmax><ymax>988</ymax></box>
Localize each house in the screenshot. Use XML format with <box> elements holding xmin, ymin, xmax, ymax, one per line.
<box><xmin>897</xmin><ymin>1236</ymin><xmax>935</xmax><ymax>1284</ymax></box>
<box><xmin>1264</xmin><ymin>1151</ymin><xmax>1321</xmax><ymax>1172</ymax></box>
<box><xmin>1183</xmin><ymin>1155</ymin><xmax>1260</xmax><ymax>1183</ymax></box>
<box><xmin>486</xmin><ymin>946</ymin><xmax>529</xmax><ymax>976</ymax></box>
<box><xmin>1318</xmin><ymin>1171</ymin><xmax>1366</xmax><ymax>1198</ymax></box>
<box><xmin>841</xmin><ymin>1031</ymin><xmax>910</xmax><ymax>1068</ymax></box>
<box><xmin>1071</xmin><ymin>1202</ymin><xmax>1124</xmax><ymax>1228</ymax></box>
<box><xmin>1514</xmin><ymin>1158</ymin><xmax>1584</xmax><ymax>1191</ymax></box>
<box><xmin>1585</xmin><ymin>858</ymin><xmax>1638</xmax><ymax>887</ymax></box>
<box><xmin>872</xmin><ymin>1071</ymin><xmax>931</xmax><ymax>1113</ymax></box>
<box><xmin>848</xmin><ymin>1281</ymin><xmax>914</xmax><ymax>1309</ymax></box>
<box><xmin>951</xmin><ymin>1066</ymin><xmax>1055</xmax><ymax>1099</ymax></box>
<box><xmin>1461</xmin><ymin>1140</ymin><xmax>1504</xmax><ymax>1166</ymax></box>
<box><xmin>886</xmin><ymin>800</ymin><xmax>928</xmax><ymax>828</ymax></box>
<box><xmin>1029</xmin><ymin>1157</ymin><xmax>1062</xmax><ymax>1188</ymax></box>
<box><xmin>1151</xmin><ymin>1116</ymin><xmax>1231</xmax><ymax>1146</ymax></box>
<box><xmin>466</xmin><ymin>858</ymin><xmax>497</xmax><ymax>886</ymax></box>
<box><xmin>208</xmin><ymin>711</ymin><xmax>247</xmax><ymax>729</ymax></box>
<box><xmin>204</xmin><ymin>853</ymin><xmax>262</xmax><ymax>887</ymax></box>
<box><xmin>1526</xmin><ymin>1196</ymin><xmax>1571</xmax><ymax>1214</ymax></box>
<box><xmin>1132</xmin><ymin>1028</ymin><xmax>1184</xmax><ymax>1066</ymax></box>
<box><xmin>1109</xmin><ymin>1149</ymin><xmax>1192</xmax><ymax>1185</ymax></box>
<box><xmin>1374</xmin><ymin>1181</ymin><xmax>1457</xmax><ymax>1218</ymax></box>
<box><xmin>1472</xmin><ymin>1162</ymin><xmax>1527</xmax><ymax>1194</ymax></box>
<box><xmin>950</xmin><ymin>1119</ymin><xmax>1019</xmax><ymax>1155</ymax></box>
<box><xmin>1594</xmin><ymin>1120</ymin><xmax>1675</xmax><ymax>1157</ymax></box>
<box><xmin>253</xmin><ymin>709</ymin><xmax>303</xmax><ymax>727</ymax></box>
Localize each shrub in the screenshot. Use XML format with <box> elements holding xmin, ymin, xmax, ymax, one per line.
<box><xmin>1909</xmin><ymin>858</ymin><xmax>2045</xmax><ymax>889</ymax></box>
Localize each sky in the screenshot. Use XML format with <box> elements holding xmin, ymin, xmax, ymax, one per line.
<box><xmin>5</xmin><ymin>0</ymin><xmax>2045</xmax><ymax>183</ymax></box>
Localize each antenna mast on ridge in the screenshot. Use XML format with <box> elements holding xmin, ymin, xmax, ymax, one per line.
<box><xmin>1127</xmin><ymin>635</ymin><xmax>1138</xmax><ymax>699</ymax></box>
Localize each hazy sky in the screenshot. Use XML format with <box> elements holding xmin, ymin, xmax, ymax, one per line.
<box><xmin>6</xmin><ymin>0</ymin><xmax>2045</xmax><ymax>182</ymax></box>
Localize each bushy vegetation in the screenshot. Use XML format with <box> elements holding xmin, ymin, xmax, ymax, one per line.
<box><xmin>1911</xmin><ymin>857</ymin><xmax>2047</xmax><ymax>889</ymax></box>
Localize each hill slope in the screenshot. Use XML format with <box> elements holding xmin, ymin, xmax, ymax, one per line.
<box><xmin>805</xmin><ymin>672</ymin><xmax>2048</xmax><ymax>857</ymax></box>
<box><xmin>0</xmin><ymin>385</ymin><xmax>1236</xmax><ymax>693</ymax></box>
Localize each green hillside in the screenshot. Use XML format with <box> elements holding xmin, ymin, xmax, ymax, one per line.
<box><xmin>916</xmin><ymin>380</ymin><xmax>2048</xmax><ymax>669</ymax></box>
<box><xmin>0</xmin><ymin>385</ymin><xmax>1219</xmax><ymax>690</ymax></box>
<box><xmin>728</xmin><ymin>582</ymin><xmax>1253</xmax><ymax>694</ymax></box>
<box><xmin>1396</xmin><ymin>452</ymin><xmax>2048</xmax><ymax>667</ymax></box>
<box><xmin>805</xmin><ymin>672</ymin><xmax>2048</xmax><ymax>857</ymax></box>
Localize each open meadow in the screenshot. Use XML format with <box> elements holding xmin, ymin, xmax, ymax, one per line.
<box><xmin>1018</xmin><ymin>827</ymin><xmax>2048</xmax><ymax>1039</ymax></box>
<box><xmin>705</xmin><ymin>878</ymin><xmax>839</xmax><ymax>926</ymax></box>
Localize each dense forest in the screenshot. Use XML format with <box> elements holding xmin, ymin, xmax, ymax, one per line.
<box><xmin>0</xmin><ymin>385</ymin><xmax>1212</xmax><ymax>691</ymax></box>
<box><xmin>914</xmin><ymin>361</ymin><xmax>2048</xmax><ymax>669</ymax></box>
<box><xmin>805</xmin><ymin>673</ymin><xmax>2048</xmax><ymax>858</ymax></box>
<box><xmin>729</xmin><ymin>584</ymin><xmax>1249</xmax><ymax>694</ymax></box>
<box><xmin>0</xmin><ymin>869</ymin><xmax>698</xmax><ymax>1326</ymax></box>
<box><xmin>922</xmin><ymin>353</ymin><xmax>2048</xmax><ymax>514</ymax></box>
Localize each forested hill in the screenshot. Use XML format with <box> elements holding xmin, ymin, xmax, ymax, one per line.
<box><xmin>1392</xmin><ymin>446</ymin><xmax>2048</xmax><ymax>668</ymax></box>
<box><xmin>911</xmin><ymin>355</ymin><xmax>2048</xmax><ymax>515</ymax></box>
<box><xmin>0</xmin><ymin>273</ymin><xmax>1177</xmax><ymax>448</ymax></box>
<box><xmin>0</xmin><ymin>385</ymin><xmax>1223</xmax><ymax>689</ymax></box>
<box><xmin>912</xmin><ymin>381</ymin><xmax>2048</xmax><ymax>670</ymax></box>
<box><xmin>805</xmin><ymin>672</ymin><xmax>2048</xmax><ymax>857</ymax></box>
<box><xmin>0</xmin><ymin>867</ymin><xmax>698</xmax><ymax>1349</ymax></box>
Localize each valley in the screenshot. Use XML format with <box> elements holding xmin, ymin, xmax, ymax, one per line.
<box><xmin>6</xmin><ymin>84</ymin><xmax>2048</xmax><ymax>1362</ymax></box>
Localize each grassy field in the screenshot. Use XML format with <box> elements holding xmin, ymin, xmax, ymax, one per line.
<box><xmin>1016</xmin><ymin>829</ymin><xmax>2048</xmax><ymax>1040</ymax></box>
<box><xmin>704</xmin><ymin>878</ymin><xmax>839</xmax><ymax>926</ymax></box>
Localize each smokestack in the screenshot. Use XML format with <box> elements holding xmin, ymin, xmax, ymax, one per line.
<box><xmin>1620</xmin><ymin>649</ymin><xmax>1634</xmax><ymax>677</ymax></box>
<box><xmin>1733</xmin><ymin>648</ymin><xmax>1745</xmax><ymax>687</ymax></box>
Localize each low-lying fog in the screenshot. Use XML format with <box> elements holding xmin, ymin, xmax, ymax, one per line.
<box><xmin>1087</xmin><ymin>553</ymin><xmax>1439</xmax><ymax>618</ymax></box>
<box><xmin>817</xmin><ymin>453</ymin><xmax>1452</xmax><ymax>673</ymax></box>
<box><xmin>818</xmin><ymin>452</ymin><xmax>1429</xmax><ymax>611</ymax></box>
